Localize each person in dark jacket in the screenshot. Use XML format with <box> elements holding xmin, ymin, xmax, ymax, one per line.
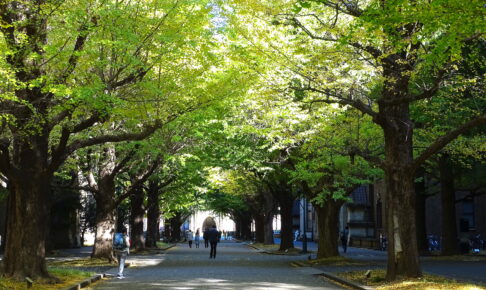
<box><xmin>340</xmin><ymin>226</ymin><xmax>349</xmax><ymax>253</ymax></box>
<box><xmin>203</xmin><ymin>228</ymin><xmax>209</xmax><ymax>248</ymax></box>
<box><xmin>207</xmin><ymin>225</ymin><xmax>221</xmax><ymax>259</ymax></box>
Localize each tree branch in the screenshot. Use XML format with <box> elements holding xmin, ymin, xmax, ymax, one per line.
<box><xmin>380</xmin><ymin>69</ymin><xmax>446</xmax><ymax>105</ymax></box>
<box><xmin>347</xmin><ymin>146</ymin><xmax>385</xmax><ymax>168</ymax></box>
<box><xmin>116</xmin><ymin>156</ymin><xmax>161</xmax><ymax>204</ymax></box>
<box><xmin>288</xmin><ymin>16</ymin><xmax>381</xmax><ymax>58</ymax></box>
<box><xmin>48</xmin><ymin>114</ymin><xmax>102</xmax><ymax>173</ymax></box>
<box><xmin>110</xmin><ymin>67</ymin><xmax>150</xmax><ymax>89</ymax></box>
<box><xmin>66</xmin><ymin>119</ymin><xmax>162</xmax><ymax>156</ymax></box>
<box><xmin>297</xmin><ymin>86</ymin><xmax>381</xmax><ymax>123</ymax></box>
<box><xmin>110</xmin><ymin>150</ymin><xmax>136</xmax><ymax>179</ymax></box>
<box><xmin>60</xmin><ymin>18</ymin><xmax>94</xmax><ymax>82</ymax></box>
<box><xmin>412</xmin><ymin>115</ymin><xmax>486</xmax><ymax>171</ymax></box>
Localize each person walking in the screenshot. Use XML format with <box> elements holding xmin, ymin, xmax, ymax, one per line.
<box><xmin>114</xmin><ymin>227</ymin><xmax>130</xmax><ymax>279</ymax></box>
<box><xmin>195</xmin><ymin>229</ymin><xmax>201</xmax><ymax>248</ymax></box>
<box><xmin>340</xmin><ymin>226</ymin><xmax>349</xmax><ymax>253</ymax></box>
<box><xmin>186</xmin><ymin>229</ymin><xmax>194</xmax><ymax>248</ymax></box>
<box><xmin>203</xmin><ymin>228</ymin><xmax>209</xmax><ymax>248</ymax></box>
<box><xmin>207</xmin><ymin>225</ymin><xmax>221</xmax><ymax>259</ymax></box>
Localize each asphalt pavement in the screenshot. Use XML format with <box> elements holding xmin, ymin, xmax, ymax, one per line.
<box><xmin>90</xmin><ymin>241</ymin><xmax>344</xmax><ymax>289</ymax></box>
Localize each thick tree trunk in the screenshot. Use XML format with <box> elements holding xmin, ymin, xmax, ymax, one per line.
<box><xmin>439</xmin><ymin>155</ymin><xmax>459</xmax><ymax>255</ymax></box>
<box><xmin>262</xmin><ymin>190</ymin><xmax>275</xmax><ymax>245</ymax></box>
<box><xmin>263</xmin><ymin>213</ymin><xmax>274</xmax><ymax>245</ymax></box>
<box><xmin>380</xmin><ymin>64</ymin><xmax>421</xmax><ymax>279</ymax></box>
<box><xmin>415</xmin><ymin>168</ymin><xmax>428</xmax><ymax>254</ymax></box>
<box><xmin>416</xmin><ymin>188</ymin><xmax>428</xmax><ymax>255</ymax></box>
<box><xmin>254</xmin><ymin>214</ymin><xmax>265</xmax><ymax>243</ymax></box>
<box><xmin>169</xmin><ymin>213</ymin><xmax>182</xmax><ymax>242</ymax></box>
<box><xmin>239</xmin><ymin>213</ymin><xmax>252</xmax><ymax>240</ymax></box>
<box><xmin>279</xmin><ymin>197</ymin><xmax>294</xmax><ymax>251</ymax></box>
<box><xmin>234</xmin><ymin>216</ymin><xmax>241</xmax><ymax>239</ymax></box>
<box><xmin>130</xmin><ymin>185</ymin><xmax>145</xmax><ymax>251</ymax></box>
<box><xmin>4</xmin><ymin>175</ymin><xmax>52</xmax><ymax>280</ymax></box>
<box><xmin>314</xmin><ymin>199</ymin><xmax>343</xmax><ymax>258</ymax></box>
<box><xmin>382</xmin><ymin>121</ymin><xmax>421</xmax><ymax>278</ymax></box>
<box><xmin>146</xmin><ymin>182</ymin><xmax>160</xmax><ymax>248</ymax></box>
<box><xmin>91</xmin><ymin>177</ymin><xmax>117</xmax><ymax>261</ymax></box>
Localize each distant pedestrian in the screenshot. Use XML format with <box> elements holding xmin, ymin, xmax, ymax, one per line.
<box><xmin>186</xmin><ymin>230</ymin><xmax>194</xmax><ymax>248</ymax></box>
<box><xmin>379</xmin><ymin>233</ymin><xmax>387</xmax><ymax>251</ymax></box>
<box><xmin>203</xmin><ymin>228</ymin><xmax>209</xmax><ymax>248</ymax></box>
<box><xmin>113</xmin><ymin>227</ymin><xmax>130</xmax><ymax>279</ymax></box>
<box><xmin>207</xmin><ymin>225</ymin><xmax>221</xmax><ymax>259</ymax></box>
<box><xmin>294</xmin><ymin>230</ymin><xmax>300</xmax><ymax>242</ymax></box>
<box><xmin>340</xmin><ymin>226</ymin><xmax>349</xmax><ymax>253</ymax></box>
<box><xmin>195</xmin><ymin>229</ymin><xmax>201</xmax><ymax>248</ymax></box>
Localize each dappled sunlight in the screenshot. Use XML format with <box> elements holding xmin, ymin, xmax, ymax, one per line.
<box><xmin>129</xmin><ymin>257</ymin><xmax>166</xmax><ymax>267</ymax></box>
<box><xmin>95</xmin><ymin>277</ymin><xmax>327</xmax><ymax>289</ymax></box>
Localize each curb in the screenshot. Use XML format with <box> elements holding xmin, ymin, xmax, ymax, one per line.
<box><xmin>318</xmin><ymin>272</ymin><xmax>371</xmax><ymax>290</ymax></box>
<box><xmin>63</xmin><ymin>273</ymin><xmax>105</xmax><ymax>290</ymax></box>
<box><xmin>161</xmin><ymin>244</ymin><xmax>177</xmax><ymax>251</ymax></box>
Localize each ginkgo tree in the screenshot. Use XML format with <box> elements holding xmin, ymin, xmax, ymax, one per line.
<box><xmin>224</xmin><ymin>0</ymin><xmax>485</xmax><ymax>280</ymax></box>
<box><xmin>0</xmin><ymin>0</ymin><xmax>219</xmax><ymax>280</ymax></box>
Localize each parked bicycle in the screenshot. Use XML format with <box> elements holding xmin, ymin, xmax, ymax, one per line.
<box><xmin>427</xmin><ymin>235</ymin><xmax>441</xmax><ymax>252</ymax></box>
<box><xmin>470</xmin><ymin>234</ymin><xmax>484</xmax><ymax>254</ymax></box>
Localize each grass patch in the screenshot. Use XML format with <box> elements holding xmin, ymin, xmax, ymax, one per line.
<box><xmin>0</xmin><ymin>267</ymin><xmax>94</xmax><ymax>289</ymax></box>
<box><xmin>156</xmin><ymin>241</ymin><xmax>172</xmax><ymax>249</ymax></box>
<box><xmin>308</xmin><ymin>256</ymin><xmax>366</xmax><ymax>266</ymax></box>
<box><xmin>48</xmin><ymin>257</ymin><xmax>115</xmax><ymax>267</ymax></box>
<box><xmin>265</xmin><ymin>247</ymin><xmax>302</xmax><ymax>255</ymax></box>
<box><xmin>250</xmin><ymin>243</ymin><xmax>280</xmax><ymax>251</ymax></box>
<box><xmin>337</xmin><ymin>269</ymin><xmax>486</xmax><ymax>289</ymax></box>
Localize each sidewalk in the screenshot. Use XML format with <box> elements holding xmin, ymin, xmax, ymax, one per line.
<box><xmin>274</xmin><ymin>238</ymin><xmax>486</xmax><ymax>286</ymax></box>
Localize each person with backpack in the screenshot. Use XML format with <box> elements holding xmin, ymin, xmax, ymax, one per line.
<box><xmin>114</xmin><ymin>227</ymin><xmax>130</xmax><ymax>279</ymax></box>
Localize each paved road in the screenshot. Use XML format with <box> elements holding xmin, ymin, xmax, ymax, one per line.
<box><xmin>91</xmin><ymin>241</ymin><xmax>343</xmax><ymax>289</ymax></box>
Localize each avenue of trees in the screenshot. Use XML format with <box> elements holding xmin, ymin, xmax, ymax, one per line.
<box><xmin>0</xmin><ymin>0</ymin><xmax>484</xmax><ymax>283</ymax></box>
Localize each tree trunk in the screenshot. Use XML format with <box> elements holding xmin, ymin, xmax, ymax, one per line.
<box><xmin>169</xmin><ymin>213</ymin><xmax>182</xmax><ymax>242</ymax></box>
<box><xmin>239</xmin><ymin>213</ymin><xmax>252</xmax><ymax>240</ymax></box>
<box><xmin>379</xmin><ymin>63</ymin><xmax>422</xmax><ymax>279</ymax></box>
<box><xmin>314</xmin><ymin>199</ymin><xmax>343</xmax><ymax>258</ymax></box>
<box><xmin>130</xmin><ymin>185</ymin><xmax>146</xmax><ymax>251</ymax></box>
<box><xmin>279</xmin><ymin>197</ymin><xmax>294</xmax><ymax>251</ymax></box>
<box><xmin>382</xmin><ymin>118</ymin><xmax>421</xmax><ymax>278</ymax></box>
<box><xmin>262</xmin><ymin>190</ymin><xmax>275</xmax><ymax>245</ymax></box>
<box><xmin>234</xmin><ymin>216</ymin><xmax>241</xmax><ymax>239</ymax></box>
<box><xmin>4</xmin><ymin>174</ymin><xmax>52</xmax><ymax>280</ymax></box>
<box><xmin>254</xmin><ymin>214</ymin><xmax>265</xmax><ymax>243</ymax></box>
<box><xmin>146</xmin><ymin>181</ymin><xmax>160</xmax><ymax>248</ymax></box>
<box><xmin>415</xmin><ymin>167</ymin><xmax>428</xmax><ymax>255</ymax></box>
<box><xmin>91</xmin><ymin>175</ymin><xmax>117</xmax><ymax>261</ymax></box>
<box><xmin>263</xmin><ymin>213</ymin><xmax>274</xmax><ymax>245</ymax></box>
<box><xmin>439</xmin><ymin>155</ymin><xmax>459</xmax><ymax>255</ymax></box>
<box><xmin>416</xmin><ymin>188</ymin><xmax>428</xmax><ymax>255</ymax></box>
